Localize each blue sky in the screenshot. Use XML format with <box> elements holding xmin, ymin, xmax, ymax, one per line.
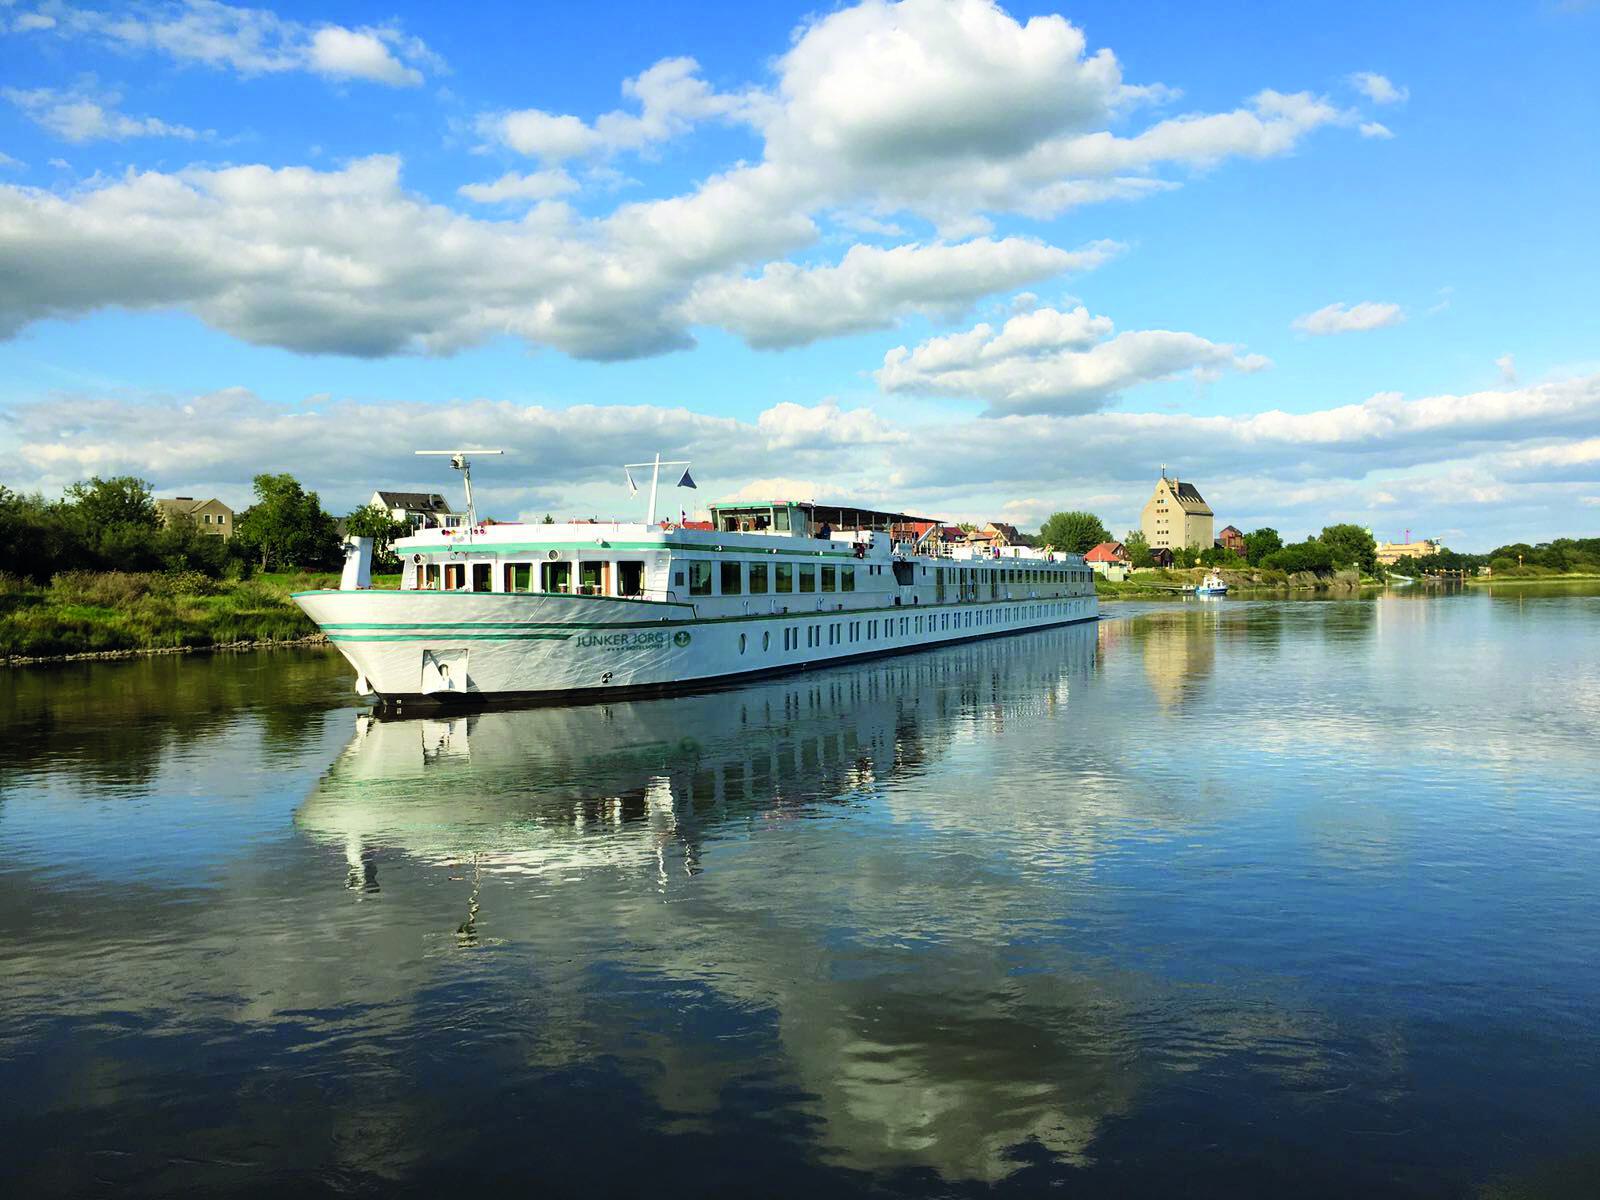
<box><xmin>2</xmin><ymin>0</ymin><xmax>1597</xmax><ymax>548</ymax></box>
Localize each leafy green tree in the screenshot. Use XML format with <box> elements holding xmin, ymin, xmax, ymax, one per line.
<box><xmin>1243</xmin><ymin>527</ymin><xmax>1283</xmax><ymax>565</ymax></box>
<box><xmin>1317</xmin><ymin>523</ymin><xmax>1379</xmax><ymax>574</ymax></box>
<box><xmin>345</xmin><ymin>502</ymin><xmax>413</xmax><ymax>571</ymax></box>
<box><xmin>1039</xmin><ymin>510</ymin><xmax>1110</xmax><ymax>555</ymax></box>
<box><xmin>1264</xmin><ymin>540</ymin><xmax>1336</xmax><ymax>573</ymax></box>
<box><xmin>542</xmin><ymin>513</ymin><xmax>555</xmax><ymax>524</ymax></box>
<box><xmin>63</xmin><ymin>475</ymin><xmax>160</xmax><ymax>531</ymax></box>
<box><xmin>1123</xmin><ymin>529</ymin><xmax>1153</xmax><ymax>568</ymax></box>
<box><xmin>0</xmin><ymin>485</ymin><xmax>82</xmax><ymax>581</ymax></box>
<box><xmin>234</xmin><ymin>473</ymin><xmax>340</xmax><ymax>571</ymax></box>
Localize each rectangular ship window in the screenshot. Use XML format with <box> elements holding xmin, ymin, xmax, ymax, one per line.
<box><xmin>776</xmin><ymin>563</ymin><xmax>794</xmax><ymax>593</ymax></box>
<box><xmin>617</xmin><ymin>561</ymin><xmax>644</xmax><ymax>596</ymax></box>
<box><xmin>721</xmin><ymin>561</ymin><xmax>742</xmax><ymax>595</ymax></box>
<box><xmin>689</xmin><ymin>560</ymin><xmax>713</xmax><ymax>596</ymax></box>
<box><xmin>541</xmin><ymin>562</ymin><xmax>570</xmax><ymax>593</ymax></box>
<box><xmin>579</xmin><ymin>560</ymin><xmax>609</xmax><ymax>595</ymax></box>
<box><xmin>821</xmin><ymin>565</ymin><xmax>836</xmax><ymax>591</ymax></box>
<box><xmin>749</xmin><ymin>562</ymin><xmax>769</xmax><ymax>593</ymax></box>
<box><xmin>841</xmin><ymin>566</ymin><xmax>855</xmax><ymax>592</ymax></box>
<box><xmin>799</xmin><ymin>565</ymin><xmax>816</xmax><ymax>593</ymax></box>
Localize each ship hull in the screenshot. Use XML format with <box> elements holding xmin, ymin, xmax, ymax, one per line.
<box><xmin>294</xmin><ymin>589</ymin><xmax>1099</xmax><ymax>709</ymax></box>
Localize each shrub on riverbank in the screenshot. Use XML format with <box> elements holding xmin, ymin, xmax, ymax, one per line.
<box><xmin>1094</xmin><ymin>564</ymin><xmax>1365</xmax><ymax>599</ymax></box>
<box><xmin>0</xmin><ymin>570</ymin><xmax>398</xmax><ymax>659</ymax></box>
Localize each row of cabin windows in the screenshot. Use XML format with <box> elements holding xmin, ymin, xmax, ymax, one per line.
<box><xmin>751</xmin><ymin>600</ymin><xmax>1078</xmax><ymax>655</ymax></box>
<box><xmin>667</xmin><ymin>597</ymin><xmax>1080</xmax><ymax>658</ymax></box>
<box><xmin>417</xmin><ymin>560</ymin><xmax>647</xmax><ymax>595</ymax></box>
<box><xmin>412</xmin><ymin>557</ymin><xmax>1089</xmax><ymax>596</ymax></box>
<box><xmin>679</xmin><ymin>561</ymin><xmax>857</xmax><ymax>597</ymax></box>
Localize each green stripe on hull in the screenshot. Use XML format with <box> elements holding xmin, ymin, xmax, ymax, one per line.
<box><xmin>327</xmin><ymin>632</ymin><xmax>575</xmax><ymax>643</ymax></box>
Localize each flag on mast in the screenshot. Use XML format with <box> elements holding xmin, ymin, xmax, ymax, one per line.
<box><xmin>677</xmin><ymin>468</ymin><xmax>697</xmax><ymax>489</ymax></box>
<box><xmin>625</xmin><ymin>467</ymin><xmax>638</xmax><ymax>496</ymax></box>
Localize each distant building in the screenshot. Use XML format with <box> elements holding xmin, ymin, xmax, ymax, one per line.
<box><xmin>1217</xmin><ymin>525</ymin><xmax>1247</xmax><ymax>557</ymax></box>
<box><xmin>1140</xmin><ymin>471</ymin><xmax>1214</xmax><ymax>551</ymax></box>
<box><xmin>1149</xmin><ymin>547</ymin><xmax>1174</xmax><ymax>568</ymax></box>
<box><xmin>156</xmin><ymin>496</ymin><xmax>233</xmax><ymax>540</ymax></box>
<box><xmin>1084</xmin><ymin>541</ymin><xmax>1130</xmax><ymax>580</ymax></box>
<box><xmin>371</xmin><ymin>490</ymin><xmax>463</xmax><ymax>530</ymax></box>
<box><xmin>1376</xmin><ymin>537</ymin><xmax>1442</xmax><ymax>566</ymax></box>
<box><xmin>965</xmin><ymin>521</ymin><xmax>1026</xmax><ymax>551</ymax></box>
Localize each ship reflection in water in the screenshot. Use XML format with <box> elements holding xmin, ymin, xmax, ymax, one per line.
<box><xmin>6</xmin><ymin>595</ymin><xmax>1600</xmax><ymax>1198</ymax></box>
<box><xmin>294</xmin><ymin>625</ymin><xmax>1127</xmax><ymax>1183</ymax></box>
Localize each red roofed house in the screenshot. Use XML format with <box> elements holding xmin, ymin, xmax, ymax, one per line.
<box><xmin>1084</xmin><ymin>541</ymin><xmax>1131</xmax><ymax>581</ymax></box>
<box><xmin>1217</xmin><ymin>525</ymin><xmax>1247</xmax><ymax>558</ymax></box>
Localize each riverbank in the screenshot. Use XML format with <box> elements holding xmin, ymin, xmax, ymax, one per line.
<box><xmin>1466</xmin><ymin>572</ymin><xmax>1600</xmax><ymax>585</ymax></box>
<box><xmin>1</xmin><ymin>570</ymin><xmax>398</xmax><ymax>663</ymax></box>
<box><xmin>1096</xmin><ymin>565</ymin><xmax>1367</xmax><ymax>599</ymax></box>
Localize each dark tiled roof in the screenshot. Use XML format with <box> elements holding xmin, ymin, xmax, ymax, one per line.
<box><xmin>1166</xmin><ymin>480</ymin><xmax>1213</xmax><ymax>514</ymax></box>
<box><xmin>376</xmin><ymin>491</ymin><xmax>452</xmax><ymax>512</ymax></box>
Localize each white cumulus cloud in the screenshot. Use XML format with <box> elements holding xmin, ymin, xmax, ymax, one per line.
<box><xmin>308</xmin><ymin>26</ymin><xmax>422</xmax><ymax>87</ymax></box>
<box><xmin>4</xmin><ymin>86</ymin><xmax>198</xmax><ymax>143</ymax></box>
<box><xmin>1292</xmin><ymin>300</ymin><xmax>1405</xmax><ymax>336</ymax></box>
<box><xmin>877</xmin><ymin>305</ymin><xmax>1267</xmax><ymax>415</ymax></box>
<box><xmin>684</xmin><ymin>238</ymin><xmax>1120</xmax><ymax>349</ymax></box>
<box><xmin>479</xmin><ymin>56</ymin><xmax>758</xmax><ymax>162</ymax></box>
<box><xmin>1349</xmin><ymin>72</ymin><xmax>1409</xmax><ymax>105</ymax></box>
<box><xmin>457</xmin><ymin>169</ymin><xmax>579</xmax><ymax>205</ymax></box>
<box><xmin>6</xmin><ymin>1</ymin><xmax>441</xmax><ymax>86</ymax></box>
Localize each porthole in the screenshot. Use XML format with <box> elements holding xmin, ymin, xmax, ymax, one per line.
<box><xmin>739</xmin><ymin>633</ymin><xmax>747</xmax><ymax>654</ymax></box>
<box><xmin>763</xmin><ymin>631</ymin><xmax>770</xmax><ymax>651</ymax></box>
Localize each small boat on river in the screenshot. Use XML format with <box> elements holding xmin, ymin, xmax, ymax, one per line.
<box><xmin>1194</xmin><ymin>572</ymin><xmax>1229</xmax><ymax>597</ymax></box>
<box><xmin>294</xmin><ymin>452</ymin><xmax>1100</xmax><ymax>707</ymax></box>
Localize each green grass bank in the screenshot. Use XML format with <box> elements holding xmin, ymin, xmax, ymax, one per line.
<box><xmin>1</xmin><ymin>570</ymin><xmax>399</xmax><ymax>662</ymax></box>
<box><xmin>1095</xmin><ymin>565</ymin><xmax>1369</xmax><ymax>599</ymax></box>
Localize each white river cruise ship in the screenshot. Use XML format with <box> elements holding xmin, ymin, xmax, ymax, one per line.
<box><xmin>295</xmin><ymin>457</ymin><xmax>1098</xmax><ymax>707</ymax></box>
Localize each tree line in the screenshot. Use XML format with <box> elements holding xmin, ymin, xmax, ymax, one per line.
<box><xmin>1036</xmin><ymin>511</ymin><xmax>1599</xmax><ymax>577</ymax></box>
<box><xmin>1386</xmin><ymin>538</ymin><xmax>1600</xmax><ymax>577</ymax></box>
<box><xmin>0</xmin><ymin>473</ymin><xmax>414</xmax><ymax>584</ymax></box>
<box><xmin>1036</xmin><ymin>511</ymin><xmax>1384</xmax><ymax>574</ymax></box>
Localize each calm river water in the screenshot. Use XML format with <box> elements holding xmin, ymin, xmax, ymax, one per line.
<box><xmin>3</xmin><ymin>587</ymin><xmax>1599</xmax><ymax>1198</ymax></box>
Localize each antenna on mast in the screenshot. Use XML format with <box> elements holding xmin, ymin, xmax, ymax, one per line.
<box><xmin>415</xmin><ymin>449</ymin><xmax>505</xmax><ymax>530</ymax></box>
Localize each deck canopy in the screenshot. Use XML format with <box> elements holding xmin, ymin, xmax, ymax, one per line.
<box><xmin>709</xmin><ymin>500</ymin><xmax>940</xmax><ymax>537</ymax></box>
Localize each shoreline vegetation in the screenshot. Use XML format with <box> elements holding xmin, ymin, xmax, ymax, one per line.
<box><xmin>1</xmin><ymin>571</ymin><xmax>400</xmax><ymax>664</ymax></box>
<box><xmin>1095</xmin><ymin>565</ymin><xmax>1368</xmax><ymax>599</ymax></box>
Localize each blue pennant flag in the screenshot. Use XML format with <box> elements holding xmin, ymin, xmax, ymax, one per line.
<box><xmin>677</xmin><ymin>468</ymin><xmax>697</xmax><ymax>490</ymax></box>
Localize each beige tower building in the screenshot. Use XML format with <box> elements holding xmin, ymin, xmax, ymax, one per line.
<box><xmin>1140</xmin><ymin>472</ymin><xmax>1214</xmax><ymax>551</ymax></box>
